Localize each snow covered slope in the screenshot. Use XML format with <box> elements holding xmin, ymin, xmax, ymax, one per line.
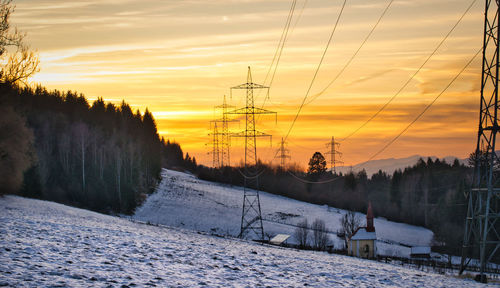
<box><xmin>134</xmin><ymin>169</ymin><xmax>433</xmax><ymax>257</ymax></box>
<box><xmin>0</xmin><ymin>195</ymin><xmax>489</xmax><ymax>287</ymax></box>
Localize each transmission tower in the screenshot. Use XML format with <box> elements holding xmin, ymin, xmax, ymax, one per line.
<box><xmin>213</xmin><ymin>95</ymin><xmax>238</xmax><ymax>167</ymax></box>
<box><xmin>325</xmin><ymin>136</ymin><xmax>343</xmax><ymax>174</ymax></box>
<box><xmin>460</xmin><ymin>0</ymin><xmax>500</xmax><ymax>281</ymax></box>
<box><xmin>277</xmin><ymin>137</ymin><xmax>291</xmax><ymax>170</ymax></box>
<box><xmin>207</xmin><ymin>121</ymin><xmax>221</xmax><ymax>168</ymax></box>
<box><xmin>227</xmin><ymin>66</ymin><xmax>277</xmax><ymax>240</ymax></box>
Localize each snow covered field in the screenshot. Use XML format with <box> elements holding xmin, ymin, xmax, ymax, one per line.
<box><xmin>0</xmin><ymin>195</ymin><xmax>491</xmax><ymax>287</ymax></box>
<box><xmin>134</xmin><ymin>169</ymin><xmax>433</xmax><ymax>257</ymax></box>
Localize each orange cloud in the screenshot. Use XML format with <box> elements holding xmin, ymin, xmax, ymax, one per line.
<box><xmin>17</xmin><ymin>0</ymin><xmax>485</xmax><ymax>167</ymax></box>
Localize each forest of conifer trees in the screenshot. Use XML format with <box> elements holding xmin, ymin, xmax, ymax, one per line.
<box><xmin>0</xmin><ymin>83</ymin><xmax>196</xmax><ymax>214</ymax></box>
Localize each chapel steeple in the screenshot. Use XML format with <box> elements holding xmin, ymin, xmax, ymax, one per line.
<box><xmin>366</xmin><ymin>202</ymin><xmax>374</xmax><ymax>232</ymax></box>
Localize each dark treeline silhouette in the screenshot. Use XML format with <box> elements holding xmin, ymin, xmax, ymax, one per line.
<box><xmin>0</xmin><ymin>83</ymin><xmax>196</xmax><ymax>214</ymax></box>
<box><xmin>197</xmin><ymin>157</ymin><xmax>471</xmax><ymax>256</ymax></box>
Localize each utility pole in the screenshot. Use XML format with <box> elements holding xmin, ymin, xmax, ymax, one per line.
<box><xmin>325</xmin><ymin>136</ymin><xmax>343</xmax><ymax>174</ymax></box>
<box><xmin>460</xmin><ymin>0</ymin><xmax>500</xmax><ymax>282</ymax></box>
<box><xmin>227</xmin><ymin>66</ymin><xmax>277</xmax><ymax>240</ymax></box>
<box><xmin>277</xmin><ymin>137</ymin><xmax>291</xmax><ymax>170</ymax></box>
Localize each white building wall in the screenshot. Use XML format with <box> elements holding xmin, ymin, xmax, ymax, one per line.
<box><xmin>356</xmin><ymin>240</ymin><xmax>359</xmax><ymax>257</ymax></box>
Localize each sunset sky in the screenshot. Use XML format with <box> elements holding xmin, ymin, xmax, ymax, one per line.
<box><xmin>15</xmin><ymin>0</ymin><xmax>484</xmax><ymax>168</ymax></box>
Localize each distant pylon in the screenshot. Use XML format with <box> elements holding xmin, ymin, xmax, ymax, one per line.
<box><xmin>277</xmin><ymin>137</ymin><xmax>291</xmax><ymax>170</ymax></box>
<box><xmin>460</xmin><ymin>0</ymin><xmax>500</xmax><ymax>281</ymax></box>
<box><xmin>213</xmin><ymin>95</ymin><xmax>238</xmax><ymax>167</ymax></box>
<box><xmin>207</xmin><ymin>121</ymin><xmax>221</xmax><ymax>168</ymax></box>
<box><xmin>227</xmin><ymin>66</ymin><xmax>277</xmax><ymax>240</ymax></box>
<box><xmin>325</xmin><ymin>136</ymin><xmax>343</xmax><ymax>174</ymax></box>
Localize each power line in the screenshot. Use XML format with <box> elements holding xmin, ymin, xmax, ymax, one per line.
<box><xmin>252</xmin><ymin>0</ymin><xmax>298</xmax><ymax>161</ymax></box>
<box><xmin>266</xmin><ymin>0</ymin><xmax>297</xmax><ymax>97</ymax></box>
<box><xmin>260</xmin><ymin>0</ymin><xmax>309</xmax><ymax>100</ymax></box>
<box><xmin>282</xmin><ymin>0</ymin><xmax>348</xmax><ymax>146</ymax></box>
<box><xmin>256</xmin><ymin>0</ymin><xmax>297</xmax><ymax>105</ymax></box>
<box><xmin>289</xmin><ymin>171</ymin><xmax>470</xmax><ymax>187</ymax></box>
<box><xmin>290</xmin><ymin>0</ymin><xmax>308</xmax><ymax>34</ymax></box>
<box><xmin>257</xmin><ymin>0</ymin><xmax>301</xmax><ymax>122</ymax></box>
<box><xmin>340</xmin><ymin>0</ymin><xmax>478</xmax><ymax>142</ymax></box>
<box><xmin>266</xmin><ymin>0</ymin><xmax>391</xmax><ymax>164</ymax></box>
<box><xmin>261</xmin><ymin>0</ymin><xmax>475</xmax><ymax>176</ymax></box>
<box><xmin>305</xmin><ymin>0</ymin><xmax>394</xmax><ymax>106</ymax></box>
<box><xmin>286</xmin><ymin>45</ymin><xmax>480</xmax><ymax>184</ymax></box>
<box><xmin>364</xmin><ymin>47</ymin><xmax>481</xmax><ymax>163</ymax></box>
<box><xmin>237</xmin><ymin>167</ymin><xmax>266</xmax><ymax>179</ymax></box>
<box><xmin>287</xmin><ymin>170</ymin><xmax>342</xmax><ymax>184</ymax></box>
<box><xmin>226</xmin><ymin>67</ymin><xmax>277</xmax><ymax>240</ymax></box>
<box><xmin>268</xmin><ymin>0</ymin><xmax>392</xmax><ymax>162</ymax></box>
<box><xmin>230</xmin><ymin>0</ymin><xmax>297</xmax><ymax>165</ymax></box>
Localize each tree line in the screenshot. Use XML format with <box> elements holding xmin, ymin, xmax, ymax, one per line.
<box><xmin>0</xmin><ymin>83</ymin><xmax>196</xmax><ymax>214</ymax></box>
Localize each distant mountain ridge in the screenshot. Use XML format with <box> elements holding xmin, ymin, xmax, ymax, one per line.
<box><xmin>335</xmin><ymin>154</ymin><xmax>468</xmax><ymax>176</ymax></box>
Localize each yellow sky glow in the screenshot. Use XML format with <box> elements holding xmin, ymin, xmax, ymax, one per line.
<box><xmin>16</xmin><ymin>0</ymin><xmax>484</xmax><ymax>168</ymax></box>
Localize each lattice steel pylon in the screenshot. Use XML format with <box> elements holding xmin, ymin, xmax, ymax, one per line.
<box><xmin>213</xmin><ymin>95</ymin><xmax>238</xmax><ymax>167</ymax></box>
<box><xmin>277</xmin><ymin>137</ymin><xmax>291</xmax><ymax>170</ymax></box>
<box><xmin>208</xmin><ymin>121</ymin><xmax>221</xmax><ymax>168</ymax></box>
<box><xmin>460</xmin><ymin>0</ymin><xmax>500</xmax><ymax>281</ymax></box>
<box><xmin>227</xmin><ymin>66</ymin><xmax>277</xmax><ymax>240</ymax></box>
<box><xmin>325</xmin><ymin>136</ymin><xmax>343</xmax><ymax>174</ymax></box>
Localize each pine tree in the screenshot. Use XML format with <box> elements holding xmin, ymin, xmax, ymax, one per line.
<box><xmin>307</xmin><ymin>152</ymin><xmax>327</xmax><ymax>179</ymax></box>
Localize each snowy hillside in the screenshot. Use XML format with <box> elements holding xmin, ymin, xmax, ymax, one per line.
<box><xmin>0</xmin><ymin>195</ymin><xmax>490</xmax><ymax>287</ymax></box>
<box><xmin>134</xmin><ymin>169</ymin><xmax>433</xmax><ymax>257</ymax></box>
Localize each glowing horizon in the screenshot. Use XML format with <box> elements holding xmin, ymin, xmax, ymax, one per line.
<box><xmin>16</xmin><ymin>0</ymin><xmax>483</xmax><ymax>167</ymax></box>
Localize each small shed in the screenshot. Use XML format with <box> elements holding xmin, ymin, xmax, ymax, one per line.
<box><xmin>269</xmin><ymin>234</ymin><xmax>291</xmax><ymax>246</ymax></box>
<box><xmin>410</xmin><ymin>246</ymin><xmax>431</xmax><ymax>258</ymax></box>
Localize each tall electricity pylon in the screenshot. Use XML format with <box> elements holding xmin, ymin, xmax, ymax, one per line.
<box><xmin>213</xmin><ymin>95</ymin><xmax>238</xmax><ymax>167</ymax></box>
<box><xmin>208</xmin><ymin>121</ymin><xmax>221</xmax><ymax>168</ymax></box>
<box><xmin>277</xmin><ymin>137</ymin><xmax>291</xmax><ymax>170</ymax></box>
<box><xmin>325</xmin><ymin>136</ymin><xmax>343</xmax><ymax>174</ymax></box>
<box><xmin>460</xmin><ymin>0</ymin><xmax>500</xmax><ymax>281</ymax></box>
<box><xmin>227</xmin><ymin>66</ymin><xmax>277</xmax><ymax>240</ymax></box>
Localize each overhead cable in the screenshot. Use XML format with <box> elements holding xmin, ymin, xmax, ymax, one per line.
<box><xmin>365</xmin><ymin>47</ymin><xmax>482</xmax><ymax>162</ymax></box>
<box><xmin>305</xmin><ymin>0</ymin><xmax>394</xmax><ymax>106</ymax></box>
<box><xmin>340</xmin><ymin>0</ymin><xmax>478</xmax><ymax>142</ymax></box>
<box><xmin>257</xmin><ymin>0</ymin><xmax>297</xmax><ymax>104</ymax></box>
<box><xmin>282</xmin><ymin>0</ymin><xmax>348</xmax><ymax>145</ymax></box>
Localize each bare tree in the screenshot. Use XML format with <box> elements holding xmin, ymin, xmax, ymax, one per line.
<box><xmin>340</xmin><ymin>211</ymin><xmax>361</xmax><ymax>249</ymax></box>
<box><xmin>0</xmin><ymin>0</ymin><xmax>39</xmax><ymax>84</ymax></box>
<box><xmin>58</xmin><ymin>132</ymin><xmax>71</xmax><ymax>174</ymax></box>
<box><xmin>73</xmin><ymin>122</ymin><xmax>89</xmax><ymax>195</ymax></box>
<box><xmin>294</xmin><ymin>219</ymin><xmax>309</xmax><ymax>249</ymax></box>
<box><xmin>312</xmin><ymin>218</ymin><xmax>330</xmax><ymax>251</ymax></box>
<box><xmin>116</xmin><ymin>149</ymin><xmax>122</xmax><ymax>212</ymax></box>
